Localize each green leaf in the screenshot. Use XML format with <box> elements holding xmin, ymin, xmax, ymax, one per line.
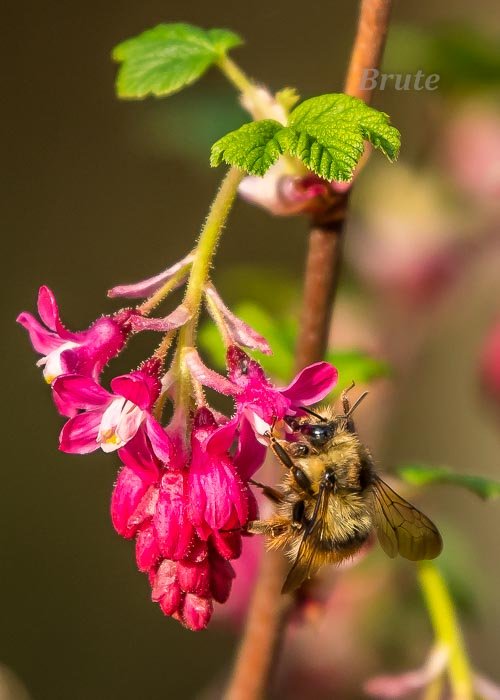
<box><xmin>211</xmin><ymin>93</ymin><xmax>400</xmax><ymax>180</ymax></box>
<box><xmin>210</xmin><ymin>120</ymin><xmax>290</xmax><ymax>175</ymax></box>
<box><xmin>397</xmin><ymin>464</ymin><xmax>500</xmax><ymax>501</ymax></box>
<box><xmin>287</xmin><ymin>94</ymin><xmax>400</xmax><ymax>179</ymax></box>
<box><xmin>113</xmin><ymin>23</ymin><xmax>242</xmax><ymax>99</ymax></box>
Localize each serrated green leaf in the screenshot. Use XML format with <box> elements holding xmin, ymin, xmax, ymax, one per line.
<box><xmin>397</xmin><ymin>464</ymin><xmax>500</xmax><ymax>500</ymax></box>
<box><xmin>210</xmin><ymin>120</ymin><xmax>290</xmax><ymax>175</ymax></box>
<box><xmin>113</xmin><ymin>23</ymin><xmax>242</xmax><ymax>99</ymax></box>
<box><xmin>211</xmin><ymin>93</ymin><xmax>400</xmax><ymax>181</ymax></box>
<box><xmin>288</xmin><ymin>94</ymin><xmax>400</xmax><ymax>179</ymax></box>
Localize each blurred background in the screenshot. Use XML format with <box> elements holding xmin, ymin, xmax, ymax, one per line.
<box><xmin>3</xmin><ymin>1</ymin><xmax>500</xmax><ymax>698</ymax></box>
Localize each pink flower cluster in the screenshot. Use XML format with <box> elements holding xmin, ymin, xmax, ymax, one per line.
<box><xmin>18</xmin><ymin>276</ymin><xmax>337</xmax><ymax>630</ymax></box>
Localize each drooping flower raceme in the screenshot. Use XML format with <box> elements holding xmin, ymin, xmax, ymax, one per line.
<box><xmin>18</xmin><ymin>252</ymin><xmax>337</xmax><ymax>630</ymax></box>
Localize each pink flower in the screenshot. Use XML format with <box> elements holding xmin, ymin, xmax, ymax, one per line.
<box><xmin>239</xmin><ymin>163</ymin><xmax>332</xmax><ymax>217</ymax></box>
<box><xmin>53</xmin><ymin>359</ymin><xmax>171</xmax><ymax>459</ymax></box>
<box><xmin>17</xmin><ymin>286</ymin><xmax>131</xmax><ymax>385</ymax></box>
<box><xmin>188</xmin><ymin>407</ymin><xmax>251</xmax><ymax>538</ymax></box>
<box><xmin>109</xmin><ymin>407</ymin><xmax>249</xmax><ymax>631</ymax></box>
<box><xmin>186</xmin><ymin>346</ymin><xmax>337</xmax><ymax>478</ymax></box>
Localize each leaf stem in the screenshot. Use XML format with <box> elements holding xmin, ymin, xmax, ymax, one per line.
<box><xmin>217</xmin><ymin>55</ymin><xmax>255</xmax><ymax>95</ymax></box>
<box><xmin>418</xmin><ymin>561</ymin><xmax>475</xmax><ymax>700</ymax></box>
<box><xmin>224</xmin><ymin>2</ymin><xmax>393</xmax><ymax>699</ymax></box>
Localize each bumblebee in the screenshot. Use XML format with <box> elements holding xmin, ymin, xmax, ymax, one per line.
<box><xmin>248</xmin><ymin>387</ymin><xmax>442</xmax><ymax>593</ymax></box>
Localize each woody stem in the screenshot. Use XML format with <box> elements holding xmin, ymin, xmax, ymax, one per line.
<box><xmin>224</xmin><ymin>2</ymin><xmax>393</xmax><ymax>699</ymax></box>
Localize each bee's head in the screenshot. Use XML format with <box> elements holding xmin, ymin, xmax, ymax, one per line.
<box><xmin>297</xmin><ymin>420</ymin><xmax>336</xmax><ymax>447</ymax></box>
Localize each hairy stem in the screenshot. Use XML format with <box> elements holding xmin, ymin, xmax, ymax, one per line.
<box><xmin>418</xmin><ymin>562</ymin><xmax>474</xmax><ymax>700</ymax></box>
<box><xmin>217</xmin><ymin>55</ymin><xmax>255</xmax><ymax>95</ymax></box>
<box><xmin>225</xmin><ymin>2</ymin><xmax>393</xmax><ymax>698</ymax></box>
<box><xmin>174</xmin><ymin>167</ymin><xmax>243</xmax><ymax>412</ymax></box>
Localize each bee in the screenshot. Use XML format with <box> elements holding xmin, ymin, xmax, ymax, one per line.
<box><xmin>247</xmin><ymin>386</ymin><xmax>443</xmax><ymax>594</ymax></box>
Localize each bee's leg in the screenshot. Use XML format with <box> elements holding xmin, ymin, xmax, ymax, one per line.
<box><xmin>265</xmin><ymin>432</ymin><xmax>296</xmax><ymax>470</ymax></box>
<box><xmin>248</xmin><ymin>478</ymin><xmax>284</xmax><ymax>504</ymax></box>
<box><xmin>291</xmin><ymin>500</ymin><xmax>305</xmax><ymax>530</ymax></box>
<box><xmin>341</xmin><ymin>381</ymin><xmax>356</xmax><ymax>415</ymax></box>
<box><xmin>246</xmin><ymin>519</ymin><xmax>288</xmax><ymax>538</ymax></box>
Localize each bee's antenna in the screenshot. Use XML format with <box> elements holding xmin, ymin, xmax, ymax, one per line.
<box><xmin>301</xmin><ymin>406</ymin><xmax>326</xmax><ymax>421</ymax></box>
<box><xmin>345</xmin><ymin>391</ymin><xmax>369</xmax><ymax>418</ymax></box>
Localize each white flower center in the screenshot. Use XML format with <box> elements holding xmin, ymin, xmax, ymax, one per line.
<box><xmin>97</xmin><ymin>397</ymin><xmax>146</xmax><ymax>453</ymax></box>
<box><xmin>36</xmin><ymin>341</ymin><xmax>80</xmax><ymax>384</ymax></box>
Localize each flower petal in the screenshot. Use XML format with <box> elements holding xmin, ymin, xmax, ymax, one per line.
<box><xmin>111</xmin><ymin>371</ymin><xmax>158</xmax><ymax>411</ymax></box>
<box><xmin>145</xmin><ymin>415</ymin><xmax>173</xmax><ymax>464</ymax></box>
<box><xmin>234</xmin><ymin>416</ymin><xmax>267</xmax><ymax>479</ymax></box>
<box><xmin>204</xmin><ymin>284</ymin><xmax>272</xmax><ymax>355</ymax></box>
<box><xmin>181</xmin><ymin>594</ymin><xmax>213</xmax><ymax>631</ymax></box>
<box><xmin>37</xmin><ymin>286</ymin><xmax>59</xmax><ymax>331</ymax></box>
<box><xmin>280</xmin><ymin>361</ymin><xmax>338</xmax><ymax>405</ymax></box>
<box><xmin>205</xmin><ymin>416</ymin><xmax>238</xmax><ymax>455</ymax></box>
<box><xmin>118</xmin><ymin>429</ymin><xmax>160</xmax><ymax>482</ymax></box>
<box><xmin>107</xmin><ymin>252</ymin><xmax>194</xmax><ymax>299</ymax></box>
<box><xmin>177</xmin><ymin>560</ymin><xmax>211</xmax><ymax>597</ymax></box>
<box><xmin>184</xmin><ymin>348</ymin><xmax>240</xmax><ymax>395</ymax></box>
<box><xmin>153</xmin><ymin>472</ymin><xmax>194</xmax><ymax>560</ymax></box>
<box><xmin>52</xmin><ymin>375</ymin><xmax>111</xmax><ymax>411</ymax></box>
<box><xmin>17</xmin><ymin>312</ymin><xmax>62</xmax><ymax>354</ymax></box>
<box><xmin>59</xmin><ymin>410</ymin><xmax>102</xmax><ymax>454</ymax></box>
<box><xmin>135</xmin><ymin>524</ymin><xmax>160</xmax><ymax>571</ymax></box>
<box><xmin>111</xmin><ymin>466</ymin><xmax>150</xmax><ymax>538</ymax></box>
<box><xmin>210</xmin><ymin>553</ymin><xmax>235</xmax><ymax>604</ymax></box>
<box><xmin>128</xmin><ymin>304</ymin><xmax>191</xmax><ymax>332</ymax></box>
<box><xmin>211</xmin><ymin>530</ymin><xmax>242</xmax><ymax>560</ymax></box>
<box><xmin>151</xmin><ymin>559</ymin><xmax>178</xmax><ymax>602</ymax></box>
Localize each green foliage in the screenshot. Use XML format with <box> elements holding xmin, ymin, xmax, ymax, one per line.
<box><xmin>211</xmin><ymin>93</ymin><xmax>400</xmax><ymax>181</ymax></box>
<box><xmin>113</xmin><ymin>23</ymin><xmax>242</xmax><ymax>99</ymax></box>
<box><xmin>397</xmin><ymin>464</ymin><xmax>500</xmax><ymax>500</ymax></box>
<box><xmin>384</xmin><ymin>24</ymin><xmax>500</xmax><ymax>93</ymax></box>
<box><xmin>211</xmin><ymin>120</ymin><xmax>288</xmax><ymax>176</ymax></box>
<box><xmin>199</xmin><ymin>301</ymin><xmax>390</xmax><ymax>389</ymax></box>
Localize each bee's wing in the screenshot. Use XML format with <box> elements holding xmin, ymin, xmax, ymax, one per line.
<box><xmin>371</xmin><ymin>477</ymin><xmax>442</xmax><ymax>561</ymax></box>
<box><xmin>281</xmin><ymin>536</ymin><xmax>323</xmax><ymax>594</ymax></box>
<box><xmin>282</xmin><ymin>486</ymin><xmax>331</xmax><ymax>594</ymax></box>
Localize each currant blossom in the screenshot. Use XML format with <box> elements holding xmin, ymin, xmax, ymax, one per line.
<box><xmin>52</xmin><ymin>358</ymin><xmax>171</xmax><ymax>459</ymax></box>
<box><xmin>110</xmin><ymin>407</ymin><xmax>253</xmax><ymax>630</ymax></box>
<box><xmin>17</xmin><ymin>286</ymin><xmax>132</xmax><ymax>385</ymax></box>
<box><xmin>186</xmin><ymin>345</ymin><xmax>338</xmax><ymax>477</ymax></box>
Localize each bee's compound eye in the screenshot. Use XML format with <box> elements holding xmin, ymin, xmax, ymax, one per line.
<box><xmin>303</xmin><ymin>423</ymin><xmax>335</xmax><ymax>446</ymax></box>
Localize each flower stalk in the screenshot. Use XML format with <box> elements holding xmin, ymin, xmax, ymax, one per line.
<box><xmin>418</xmin><ymin>561</ymin><xmax>474</xmax><ymax>699</ymax></box>
<box><xmin>172</xmin><ymin>167</ymin><xmax>243</xmax><ymax>416</ymax></box>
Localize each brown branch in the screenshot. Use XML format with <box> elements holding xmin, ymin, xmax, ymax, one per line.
<box><xmin>224</xmin><ymin>2</ymin><xmax>393</xmax><ymax>698</ymax></box>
